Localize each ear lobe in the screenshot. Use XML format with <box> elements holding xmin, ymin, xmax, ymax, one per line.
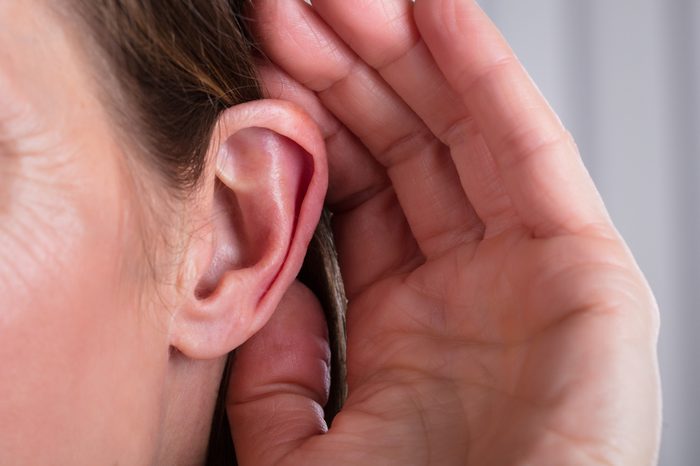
<box><xmin>171</xmin><ymin>100</ymin><xmax>327</xmax><ymax>360</ymax></box>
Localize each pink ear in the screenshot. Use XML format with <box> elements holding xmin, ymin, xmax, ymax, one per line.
<box><xmin>171</xmin><ymin>100</ymin><xmax>327</xmax><ymax>360</ymax></box>
<box><xmin>195</xmin><ymin>127</ymin><xmax>313</xmax><ymax>299</ymax></box>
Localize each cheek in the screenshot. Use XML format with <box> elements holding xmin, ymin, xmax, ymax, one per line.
<box><xmin>0</xmin><ymin>161</ymin><xmax>170</xmax><ymax>463</ymax></box>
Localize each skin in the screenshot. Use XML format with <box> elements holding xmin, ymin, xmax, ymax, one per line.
<box><xmin>227</xmin><ymin>1</ymin><xmax>662</xmax><ymax>465</ymax></box>
<box><xmin>0</xmin><ymin>0</ymin><xmax>660</xmax><ymax>465</ymax></box>
<box><xmin>0</xmin><ymin>1</ymin><xmax>327</xmax><ymax>465</ymax></box>
<box><xmin>0</xmin><ymin>2</ymin><xmax>173</xmax><ymax>463</ymax></box>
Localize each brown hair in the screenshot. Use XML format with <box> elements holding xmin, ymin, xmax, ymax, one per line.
<box><xmin>60</xmin><ymin>1</ymin><xmax>346</xmax><ymax>464</ymax></box>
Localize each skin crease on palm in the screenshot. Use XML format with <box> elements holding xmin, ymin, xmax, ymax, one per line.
<box><xmin>0</xmin><ymin>1</ymin><xmax>660</xmax><ymax>466</ymax></box>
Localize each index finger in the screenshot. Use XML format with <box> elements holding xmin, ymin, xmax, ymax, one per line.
<box><xmin>415</xmin><ymin>0</ymin><xmax>610</xmax><ymax>237</ymax></box>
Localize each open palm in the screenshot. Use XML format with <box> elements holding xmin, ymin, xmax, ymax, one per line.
<box><xmin>227</xmin><ymin>1</ymin><xmax>661</xmax><ymax>464</ymax></box>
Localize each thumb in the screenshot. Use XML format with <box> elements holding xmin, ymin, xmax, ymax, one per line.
<box><xmin>227</xmin><ymin>281</ymin><xmax>330</xmax><ymax>465</ymax></box>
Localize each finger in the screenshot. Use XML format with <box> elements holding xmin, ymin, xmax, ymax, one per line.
<box><xmin>311</xmin><ymin>0</ymin><xmax>465</xmax><ymax>140</ymax></box>
<box><xmin>416</xmin><ymin>0</ymin><xmax>610</xmax><ymax>236</ymax></box>
<box><xmin>227</xmin><ymin>282</ymin><xmax>329</xmax><ymax>466</ymax></box>
<box><xmin>311</xmin><ymin>0</ymin><xmax>519</xmax><ymax>234</ymax></box>
<box><xmin>259</xmin><ymin>64</ymin><xmax>388</xmax><ymax>211</ymax></box>
<box><xmin>255</xmin><ymin>0</ymin><xmax>483</xmax><ymax>257</ymax></box>
<box><xmin>259</xmin><ymin>64</ymin><xmax>420</xmax><ymax>296</ymax></box>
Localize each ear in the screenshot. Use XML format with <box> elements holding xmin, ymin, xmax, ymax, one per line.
<box><xmin>170</xmin><ymin>100</ymin><xmax>327</xmax><ymax>360</ymax></box>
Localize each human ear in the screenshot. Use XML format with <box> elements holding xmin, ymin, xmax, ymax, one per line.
<box><xmin>170</xmin><ymin>100</ymin><xmax>327</xmax><ymax>360</ymax></box>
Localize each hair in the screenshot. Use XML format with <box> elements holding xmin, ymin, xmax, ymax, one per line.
<box><xmin>60</xmin><ymin>1</ymin><xmax>347</xmax><ymax>464</ymax></box>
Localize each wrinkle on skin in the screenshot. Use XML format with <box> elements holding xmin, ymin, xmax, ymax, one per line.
<box><xmin>0</xmin><ymin>2</ymin><xmax>173</xmax><ymax>463</ymax></box>
<box><xmin>0</xmin><ymin>0</ymin><xmax>138</xmax><ymax>298</ymax></box>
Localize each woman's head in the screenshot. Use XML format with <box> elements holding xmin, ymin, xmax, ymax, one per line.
<box><xmin>0</xmin><ymin>1</ymin><xmax>329</xmax><ymax>464</ymax></box>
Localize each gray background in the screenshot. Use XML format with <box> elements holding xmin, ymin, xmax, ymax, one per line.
<box><xmin>477</xmin><ymin>1</ymin><xmax>699</xmax><ymax>464</ymax></box>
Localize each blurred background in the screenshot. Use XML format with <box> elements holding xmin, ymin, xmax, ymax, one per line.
<box><xmin>477</xmin><ymin>1</ymin><xmax>699</xmax><ymax>464</ymax></box>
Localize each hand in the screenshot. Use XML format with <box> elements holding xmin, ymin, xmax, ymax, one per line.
<box><xmin>226</xmin><ymin>1</ymin><xmax>661</xmax><ymax>464</ymax></box>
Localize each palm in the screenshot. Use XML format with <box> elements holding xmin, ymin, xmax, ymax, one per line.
<box><xmin>336</xmin><ymin>229</ymin><xmax>647</xmax><ymax>465</ymax></box>
<box><xmin>227</xmin><ymin>1</ymin><xmax>661</xmax><ymax>465</ymax></box>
